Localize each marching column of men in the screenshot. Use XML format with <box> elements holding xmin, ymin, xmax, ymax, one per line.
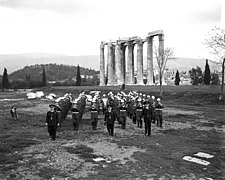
<box><xmin>46</xmin><ymin>91</ymin><xmax>164</xmax><ymax>140</ymax></box>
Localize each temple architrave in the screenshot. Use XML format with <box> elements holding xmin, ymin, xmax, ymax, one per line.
<box><xmin>99</xmin><ymin>30</ymin><xmax>164</xmax><ymax>86</ymax></box>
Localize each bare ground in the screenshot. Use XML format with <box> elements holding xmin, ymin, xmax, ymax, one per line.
<box><xmin>0</xmin><ymin>87</ymin><xmax>225</xmax><ymax>180</ymax></box>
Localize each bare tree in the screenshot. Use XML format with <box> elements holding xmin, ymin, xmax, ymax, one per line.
<box><xmin>154</xmin><ymin>46</ymin><xmax>174</xmax><ymax>96</ymax></box>
<box><xmin>204</xmin><ymin>27</ymin><xmax>225</xmax><ymax>100</ymax></box>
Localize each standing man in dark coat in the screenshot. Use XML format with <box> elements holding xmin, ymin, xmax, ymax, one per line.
<box><xmin>155</xmin><ymin>98</ymin><xmax>164</xmax><ymax>127</ymax></box>
<box><xmin>54</xmin><ymin>104</ymin><xmax>62</xmax><ymax>128</ymax></box>
<box><xmin>70</xmin><ymin>102</ymin><xmax>80</xmax><ymax>131</ymax></box>
<box><xmin>136</xmin><ymin>98</ymin><xmax>143</xmax><ymax>128</ymax></box>
<box><xmin>101</xmin><ymin>94</ymin><xmax>108</xmax><ymax>115</ymax></box>
<box><xmin>10</xmin><ymin>106</ymin><xmax>18</xmax><ymax>120</ymax></box>
<box><xmin>143</xmin><ymin>102</ymin><xmax>152</xmax><ymax>136</ymax></box>
<box><xmin>151</xmin><ymin>96</ymin><xmax>156</xmax><ymax>124</ymax></box>
<box><xmin>119</xmin><ymin>100</ymin><xmax>127</xmax><ymax>129</ymax></box>
<box><xmin>104</xmin><ymin>105</ymin><xmax>116</xmax><ymax>136</ymax></box>
<box><xmin>131</xmin><ymin>99</ymin><xmax>137</xmax><ymax>124</ymax></box>
<box><xmin>90</xmin><ymin>101</ymin><xmax>98</xmax><ymax>130</ymax></box>
<box><xmin>45</xmin><ymin>104</ymin><xmax>59</xmax><ymax>141</ymax></box>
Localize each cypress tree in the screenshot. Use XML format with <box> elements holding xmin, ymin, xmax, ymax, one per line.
<box><xmin>174</xmin><ymin>70</ymin><xmax>181</xmax><ymax>85</ymax></box>
<box><xmin>153</xmin><ymin>72</ymin><xmax>155</xmax><ymax>84</ymax></box>
<box><xmin>2</xmin><ymin>68</ymin><xmax>9</xmax><ymax>90</ymax></box>
<box><xmin>76</xmin><ymin>65</ymin><xmax>81</xmax><ymax>86</ymax></box>
<box><xmin>42</xmin><ymin>68</ymin><xmax>47</xmax><ymax>87</ymax></box>
<box><xmin>204</xmin><ymin>59</ymin><xmax>211</xmax><ymax>85</ymax></box>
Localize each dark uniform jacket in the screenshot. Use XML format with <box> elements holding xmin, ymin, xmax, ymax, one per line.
<box><xmin>155</xmin><ymin>103</ymin><xmax>164</xmax><ymax>116</ymax></box>
<box><xmin>90</xmin><ymin>106</ymin><xmax>98</xmax><ymax>119</ymax></box>
<box><xmin>71</xmin><ymin>107</ymin><xmax>80</xmax><ymax>120</ymax></box>
<box><xmin>46</xmin><ymin>111</ymin><xmax>59</xmax><ymax>126</ymax></box>
<box><xmin>143</xmin><ymin>104</ymin><xmax>152</xmax><ymax>118</ymax></box>
<box><xmin>119</xmin><ymin>106</ymin><xmax>127</xmax><ymax>117</ymax></box>
<box><xmin>104</xmin><ymin>111</ymin><xmax>116</xmax><ymax>124</ymax></box>
<box><xmin>136</xmin><ymin>104</ymin><xmax>143</xmax><ymax>117</ymax></box>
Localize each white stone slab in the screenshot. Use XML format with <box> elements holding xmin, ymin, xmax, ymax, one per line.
<box><xmin>93</xmin><ymin>157</ymin><xmax>106</xmax><ymax>162</ymax></box>
<box><xmin>194</xmin><ymin>152</ymin><xmax>214</xmax><ymax>159</ymax></box>
<box><xmin>183</xmin><ymin>156</ymin><xmax>210</xmax><ymax>166</ymax></box>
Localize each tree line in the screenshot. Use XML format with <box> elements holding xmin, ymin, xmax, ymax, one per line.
<box><xmin>1</xmin><ymin>64</ymin><xmax>99</xmax><ymax>90</ymax></box>
<box><xmin>174</xmin><ymin>59</ymin><xmax>220</xmax><ymax>86</ymax></box>
<box><xmin>1</xmin><ymin>59</ymin><xmax>219</xmax><ymax>90</ymax></box>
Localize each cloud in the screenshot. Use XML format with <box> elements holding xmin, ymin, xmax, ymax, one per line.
<box><xmin>0</xmin><ymin>0</ymin><xmax>87</xmax><ymax>13</ymax></box>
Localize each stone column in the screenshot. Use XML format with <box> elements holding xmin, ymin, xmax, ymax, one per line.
<box><xmin>112</xmin><ymin>44</ymin><xmax>116</xmax><ymax>79</ymax></box>
<box><xmin>136</xmin><ymin>38</ymin><xmax>144</xmax><ymax>85</ymax></box>
<box><xmin>120</xmin><ymin>44</ymin><xmax>126</xmax><ymax>84</ymax></box>
<box><xmin>126</xmin><ymin>41</ymin><xmax>135</xmax><ymax>85</ymax></box>
<box><xmin>158</xmin><ymin>34</ymin><xmax>165</xmax><ymax>85</ymax></box>
<box><xmin>147</xmin><ymin>37</ymin><xmax>154</xmax><ymax>85</ymax></box>
<box><xmin>107</xmin><ymin>42</ymin><xmax>115</xmax><ymax>86</ymax></box>
<box><xmin>158</xmin><ymin>34</ymin><xmax>164</xmax><ymax>62</ymax></box>
<box><xmin>99</xmin><ymin>42</ymin><xmax>105</xmax><ymax>86</ymax></box>
<box><xmin>115</xmin><ymin>41</ymin><xmax>122</xmax><ymax>85</ymax></box>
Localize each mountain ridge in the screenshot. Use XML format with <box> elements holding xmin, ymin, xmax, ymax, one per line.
<box><xmin>0</xmin><ymin>53</ymin><xmax>221</xmax><ymax>74</ymax></box>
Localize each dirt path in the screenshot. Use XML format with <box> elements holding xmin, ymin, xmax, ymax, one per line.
<box><xmin>0</xmin><ymin>94</ymin><xmax>225</xmax><ymax>179</ymax></box>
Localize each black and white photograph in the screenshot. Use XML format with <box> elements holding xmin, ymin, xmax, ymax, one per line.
<box><xmin>0</xmin><ymin>0</ymin><xmax>224</xmax><ymax>179</ymax></box>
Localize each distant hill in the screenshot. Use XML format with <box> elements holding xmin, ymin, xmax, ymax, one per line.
<box><xmin>0</xmin><ymin>53</ymin><xmax>222</xmax><ymax>75</ymax></box>
<box><xmin>164</xmin><ymin>57</ymin><xmax>221</xmax><ymax>73</ymax></box>
<box><xmin>9</xmin><ymin>63</ymin><xmax>99</xmax><ymax>82</ymax></box>
<box><xmin>0</xmin><ymin>53</ymin><xmax>100</xmax><ymax>74</ymax></box>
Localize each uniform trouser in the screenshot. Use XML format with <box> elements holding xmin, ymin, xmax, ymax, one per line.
<box><xmin>137</xmin><ymin>116</ymin><xmax>143</xmax><ymax>128</ymax></box>
<box><xmin>102</xmin><ymin>108</ymin><xmax>107</xmax><ymax>115</ymax></box>
<box><xmin>132</xmin><ymin>113</ymin><xmax>136</xmax><ymax>124</ymax></box>
<box><xmin>152</xmin><ymin>112</ymin><xmax>156</xmax><ymax>123</ymax></box>
<box><xmin>156</xmin><ymin>115</ymin><xmax>163</xmax><ymax>127</ymax></box>
<box><xmin>107</xmin><ymin>123</ymin><xmax>114</xmax><ymax>136</ymax></box>
<box><xmin>12</xmin><ymin>114</ymin><xmax>17</xmax><ymax>120</ymax></box>
<box><xmin>73</xmin><ymin>119</ymin><xmax>79</xmax><ymax>131</ymax></box>
<box><xmin>48</xmin><ymin>125</ymin><xmax>57</xmax><ymax>140</ymax></box>
<box><xmin>58</xmin><ymin>112</ymin><xmax>62</xmax><ymax>127</ymax></box>
<box><xmin>120</xmin><ymin>116</ymin><xmax>126</xmax><ymax>129</ymax></box>
<box><xmin>92</xmin><ymin>118</ymin><xmax>98</xmax><ymax>130</ymax></box>
<box><xmin>117</xmin><ymin>111</ymin><xmax>121</xmax><ymax>124</ymax></box>
<box><xmin>144</xmin><ymin>119</ymin><xmax>151</xmax><ymax>136</ymax></box>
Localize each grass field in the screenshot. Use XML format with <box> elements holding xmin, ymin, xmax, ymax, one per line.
<box><xmin>0</xmin><ymin>85</ymin><xmax>224</xmax><ymax>180</ymax></box>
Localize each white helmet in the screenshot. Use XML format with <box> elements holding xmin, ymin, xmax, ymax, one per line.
<box><xmin>157</xmin><ymin>98</ymin><xmax>161</xmax><ymax>102</ymax></box>
<box><xmin>151</xmin><ymin>96</ymin><xmax>155</xmax><ymax>100</ymax></box>
<box><xmin>138</xmin><ymin>98</ymin><xmax>142</xmax><ymax>102</ymax></box>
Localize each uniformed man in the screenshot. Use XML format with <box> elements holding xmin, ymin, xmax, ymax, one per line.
<box><xmin>70</xmin><ymin>102</ymin><xmax>80</xmax><ymax>131</ymax></box>
<box><xmin>45</xmin><ymin>104</ymin><xmax>59</xmax><ymax>141</ymax></box>
<box><xmin>54</xmin><ymin>104</ymin><xmax>62</xmax><ymax>127</ymax></box>
<box><xmin>136</xmin><ymin>98</ymin><xmax>143</xmax><ymax>128</ymax></box>
<box><xmin>119</xmin><ymin>99</ymin><xmax>127</xmax><ymax>129</ymax></box>
<box><xmin>131</xmin><ymin>98</ymin><xmax>137</xmax><ymax>124</ymax></box>
<box><xmin>151</xmin><ymin>96</ymin><xmax>156</xmax><ymax>124</ymax></box>
<box><xmin>143</xmin><ymin>101</ymin><xmax>152</xmax><ymax>136</ymax></box>
<box><xmin>10</xmin><ymin>106</ymin><xmax>18</xmax><ymax>120</ymax></box>
<box><xmin>104</xmin><ymin>105</ymin><xmax>117</xmax><ymax>136</ymax></box>
<box><xmin>101</xmin><ymin>94</ymin><xmax>108</xmax><ymax>115</ymax></box>
<box><xmin>90</xmin><ymin>101</ymin><xmax>98</xmax><ymax>130</ymax></box>
<box><xmin>155</xmin><ymin>98</ymin><xmax>164</xmax><ymax>127</ymax></box>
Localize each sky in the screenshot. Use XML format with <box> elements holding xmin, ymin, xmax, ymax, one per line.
<box><xmin>0</xmin><ymin>0</ymin><xmax>224</xmax><ymax>60</ymax></box>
